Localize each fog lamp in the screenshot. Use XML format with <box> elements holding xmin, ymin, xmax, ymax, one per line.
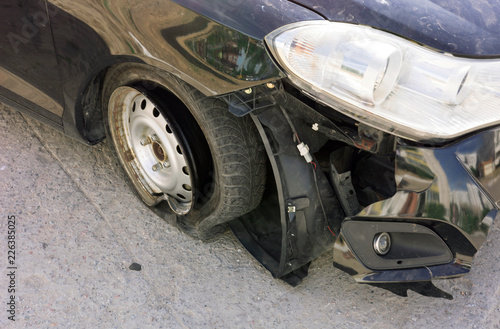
<box><xmin>373</xmin><ymin>232</ymin><xmax>391</xmax><ymax>255</ymax></box>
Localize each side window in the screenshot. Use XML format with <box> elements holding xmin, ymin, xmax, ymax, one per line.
<box><xmin>0</xmin><ymin>0</ymin><xmax>64</xmax><ymax>122</ymax></box>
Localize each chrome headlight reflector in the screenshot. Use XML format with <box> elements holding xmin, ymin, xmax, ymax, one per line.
<box><xmin>265</xmin><ymin>21</ymin><xmax>500</xmax><ymax>142</ymax></box>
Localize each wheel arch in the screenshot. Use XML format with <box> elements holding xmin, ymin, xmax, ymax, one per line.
<box><xmin>69</xmin><ymin>58</ymin><xmax>207</xmax><ymax>145</ymax></box>
<box><xmin>63</xmin><ymin>57</ymin><xmax>143</xmax><ymax>144</ymax></box>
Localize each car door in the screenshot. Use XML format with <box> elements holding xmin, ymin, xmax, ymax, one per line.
<box><xmin>0</xmin><ymin>0</ymin><xmax>64</xmax><ymax>124</ymax></box>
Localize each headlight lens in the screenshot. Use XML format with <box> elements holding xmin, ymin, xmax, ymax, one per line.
<box><xmin>265</xmin><ymin>21</ymin><xmax>500</xmax><ymax>142</ymax></box>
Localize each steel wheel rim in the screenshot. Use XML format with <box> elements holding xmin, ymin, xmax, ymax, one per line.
<box><xmin>108</xmin><ymin>86</ymin><xmax>193</xmax><ymax>213</ymax></box>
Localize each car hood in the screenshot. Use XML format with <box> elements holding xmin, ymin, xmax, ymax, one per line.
<box><xmin>290</xmin><ymin>0</ymin><xmax>500</xmax><ymax>57</ymax></box>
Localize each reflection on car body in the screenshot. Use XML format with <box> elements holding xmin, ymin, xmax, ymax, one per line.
<box><xmin>1</xmin><ymin>0</ymin><xmax>499</xmax><ymax>289</ymax></box>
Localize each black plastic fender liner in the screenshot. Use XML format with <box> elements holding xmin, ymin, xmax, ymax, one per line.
<box><xmin>228</xmin><ymin>105</ymin><xmax>345</xmax><ymax>284</ymax></box>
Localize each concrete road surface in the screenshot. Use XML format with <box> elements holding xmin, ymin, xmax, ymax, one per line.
<box><xmin>1</xmin><ymin>104</ymin><xmax>499</xmax><ymax>328</ymax></box>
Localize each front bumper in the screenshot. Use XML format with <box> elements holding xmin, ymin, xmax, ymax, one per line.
<box><xmin>334</xmin><ymin>127</ymin><xmax>500</xmax><ymax>282</ymax></box>
<box><xmin>224</xmin><ymin>82</ymin><xmax>499</xmax><ymax>285</ymax></box>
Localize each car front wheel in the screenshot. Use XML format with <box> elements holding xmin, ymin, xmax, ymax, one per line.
<box><xmin>103</xmin><ymin>64</ymin><xmax>267</xmax><ymax>239</ymax></box>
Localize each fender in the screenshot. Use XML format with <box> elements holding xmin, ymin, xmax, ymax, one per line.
<box><xmin>48</xmin><ymin>0</ymin><xmax>319</xmax><ymax>143</ymax></box>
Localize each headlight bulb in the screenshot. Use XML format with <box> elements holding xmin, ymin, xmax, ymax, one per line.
<box><xmin>325</xmin><ymin>40</ymin><xmax>402</xmax><ymax>105</ymax></box>
<box><xmin>401</xmin><ymin>60</ymin><xmax>474</xmax><ymax>105</ymax></box>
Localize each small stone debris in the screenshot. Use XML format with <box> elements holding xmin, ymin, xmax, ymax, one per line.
<box><xmin>129</xmin><ymin>263</ymin><xmax>142</xmax><ymax>271</ymax></box>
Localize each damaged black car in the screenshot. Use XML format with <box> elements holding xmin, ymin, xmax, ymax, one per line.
<box><xmin>1</xmin><ymin>0</ymin><xmax>499</xmax><ymax>287</ymax></box>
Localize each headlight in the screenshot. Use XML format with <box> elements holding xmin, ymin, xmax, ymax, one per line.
<box><xmin>265</xmin><ymin>21</ymin><xmax>500</xmax><ymax>142</ymax></box>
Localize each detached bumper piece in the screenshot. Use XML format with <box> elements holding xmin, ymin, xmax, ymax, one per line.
<box><xmin>334</xmin><ymin>128</ymin><xmax>500</xmax><ymax>283</ymax></box>
<box><xmin>229</xmin><ymin>102</ymin><xmax>344</xmax><ymax>286</ymax></box>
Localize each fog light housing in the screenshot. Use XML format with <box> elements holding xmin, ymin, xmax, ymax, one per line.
<box><xmin>341</xmin><ymin>221</ymin><xmax>453</xmax><ymax>270</ymax></box>
<box><xmin>373</xmin><ymin>232</ymin><xmax>391</xmax><ymax>255</ymax></box>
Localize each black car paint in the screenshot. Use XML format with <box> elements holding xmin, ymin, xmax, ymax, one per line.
<box><xmin>171</xmin><ymin>0</ymin><xmax>324</xmax><ymax>39</ymax></box>
<box><xmin>0</xmin><ymin>1</ymin><xmax>64</xmax><ymax>125</ymax></box>
<box><xmin>291</xmin><ymin>0</ymin><xmax>500</xmax><ymax>57</ymax></box>
<box><xmin>0</xmin><ymin>0</ymin><xmax>498</xmax><ymax>288</ymax></box>
<box><xmin>45</xmin><ymin>0</ymin><xmax>319</xmax><ymax>143</ymax></box>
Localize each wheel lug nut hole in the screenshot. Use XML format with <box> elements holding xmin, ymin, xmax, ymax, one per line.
<box><xmin>176</xmin><ymin>145</ymin><xmax>182</xmax><ymax>155</ymax></box>
<box><xmin>153</xmin><ymin>108</ymin><xmax>160</xmax><ymax>117</ymax></box>
<box><xmin>141</xmin><ymin>99</ymin><xmax>147</xmax><ymax>110</ymax></box>
<box><xmin>166</xmin><ymin>124</ymin><xmax>172</xmax><ymax>134</ymax></box>
<box><xmin>152</xmin><ymin>142</ymin><xmax>166</xmax><ymax>162</ymax></box>
<box><xmin>182</xmin><ymin>166</ymin><xmax>189</xmax><ymax>175</ymax></box>
<box><xmin>182</xmin><ymin>184</ymin><xmax>192</xmax><ymax>191</ymax></box>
